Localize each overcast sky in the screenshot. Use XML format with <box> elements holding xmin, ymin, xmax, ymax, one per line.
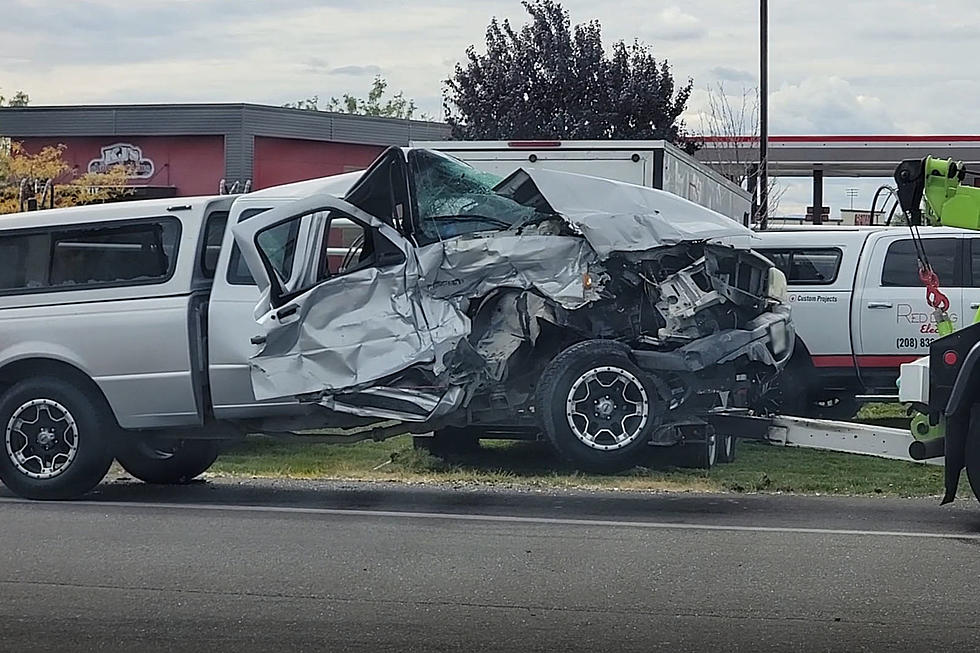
<box><xmin>3</xmin><ymin>0</ymin><xmax>978</xmax><ymax>216</ymax></box>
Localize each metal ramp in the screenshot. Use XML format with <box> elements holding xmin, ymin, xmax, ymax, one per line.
<box><xmin>708</xmin><ymin>413</ymin><xmax>939</xmax><ymax>466</ymax></box>
<box><xmin>766</xmin><ymin>416</ymin><xmax>939</xmax><ymax>465</ymax></box>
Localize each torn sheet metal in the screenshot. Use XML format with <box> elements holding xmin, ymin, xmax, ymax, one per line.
<box><xmin>248</xmin><ymin>262</ymin><xmax>466</xmax><ymax>401</ymax></box>
<box><xmin>234</xmin><ymin>192</ymin><xmax>472</xmax><ymax>402</ymax></box>
<box><xmin>494</xmin><ymin>167</ymin><xmax>757</xmax><ymax>258</ymax></box>
<box><xmin>414</xmin><ymin>232</ymin><xmax>599</xmax><ymax>310</ymax></box>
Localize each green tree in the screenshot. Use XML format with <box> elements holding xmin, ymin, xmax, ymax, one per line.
<box><xmin>0</xmin><ymin>143</ymin><xmax>132</xmax><ymax>214</ymax></box>
<box><xmin>444</xmin><ymin>0</ymin><xmax>694</xmax><ymax>146</ymax></box>
<box><xmin>0</xmin><ymin>89</ymin><xmax>29</xmax><ymax>107</ymax></box>
<box><xmin>0</xmin><ymin>88</ymin><xmax>132</xmax><ymax>213</ymax></box>
<box><xmin>285</xmin><ymin>75</ymin><xmax>427</xmax><ymax>120</ymax></box>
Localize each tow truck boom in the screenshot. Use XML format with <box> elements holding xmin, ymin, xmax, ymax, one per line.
<box><xmin>894</xmin><ymin>156</ymin><xmax>980</xmax><ymax>503</ymax></box>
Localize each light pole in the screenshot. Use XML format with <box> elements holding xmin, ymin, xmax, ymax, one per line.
<box><xmin>758</xmin><ymin>0</ymin><xmax>769</xmax><ymax>229</ymax></box>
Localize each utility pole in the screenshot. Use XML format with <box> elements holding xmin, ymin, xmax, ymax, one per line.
<box><xmin>758</xmin><ymin>0</ymin><xmax>769</xmax><ymax>229</ymax></box>
<box><xmin>846</xmin><ymin>187</ymin><xmax>859</xmax><ymax>209</ymax></box>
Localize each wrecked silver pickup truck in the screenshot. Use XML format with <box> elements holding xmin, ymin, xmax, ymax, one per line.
<box><xmin>0</xmin><ymin>146</ymin><xmax>792</xmax><ymax>500</ymax></box>
<box><xmin>233</xmin><ymin>148</ymin><xmax>794</xmax><ymax>472</ymax></box>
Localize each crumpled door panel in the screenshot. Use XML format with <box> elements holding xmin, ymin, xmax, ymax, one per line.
<box><xmin>249</xmin><ymin>263</ymin><xmax>469</xmax><ymax>401</ymax></box>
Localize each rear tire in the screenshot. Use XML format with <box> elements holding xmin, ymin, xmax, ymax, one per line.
<box><xmin>812</xmin><ymin>395</ymin><xmax>859</xmax><ymax>421</ymax></box>
<box><xmin>412</xmin><ymin>428</ymin><xmax>480</xmax><ymax>457</ymax></box>
<box><xmin>536</xmin><ymin>340</ymin><xmax>658</xmax><ymax>473</ymax></box>
<box><xmin>770</xmin><ymin>364</ymin><xmax>809</xmax><ymax>417</ymax></box>
<box><xmin>0</xmin><ymin>377</ymin><xmax>114</xmax><ymax>500</ymax></box>
<box><xmin>717</xmin><ymin>432</ymin><xmax>737</xmax><ymax>464</ymax></box>
<box><xmin>966</xmin><ymin>421</ymin><xmax>980</xmax><ymax>504</ymax></box>
<box><xmin>678</xmin><ymin>429</ymin><xmax>718</xmax><ymax>470</ymax></box>
<box><xmin>115</xmin><ymin>438</ymin><xmax>219</xmax><ymax>485</ymax></box>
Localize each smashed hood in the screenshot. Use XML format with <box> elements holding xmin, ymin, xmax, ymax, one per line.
<box><xmin>494</xmin><ymin>167</ymin><xmax>757</xmax><ymax>258</ymax></box>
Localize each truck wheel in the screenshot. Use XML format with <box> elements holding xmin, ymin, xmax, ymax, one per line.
<box><xmin>115</xmin><ymin>438</ymin><xmax>220</xmax><ymax>484</ymax></box>
<box><xmin>812</xmin><ymin>396</ymin><xmax>859</xmax><ymax>421</ymax></box>
<box><xmin>676</xmin><ymin>430</ymin><xmax>718</xmax><ymax>469</ymax></box>
<box><xmin>0</xmin><ymin>377</ymin><xmax>114</xmax><ymax>500</ymax></box>
<box><xmin>965</xmin><ymin>418</ymin><xmax>980</xmax><ymax>504</ymax></box>
<box><xmin>717</xmin><ymin>432</ymin><xmax>737</xmax><ymax>464</ymax></box>
<box><xmin>770</xmin><ymin>365</ymin><xmax>809</xmax><ymax>416</ymax></box>
<box><xmin>412</xmin><ymin>428</ymin><xmax>481</xmax><ymax>456</ymax></box>
<box><xmin>536</xmin><ymin>340</ymin><xmax>657</xmax><ymax>473</ymax></box>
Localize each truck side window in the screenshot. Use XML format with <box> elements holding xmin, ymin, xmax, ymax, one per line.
<box><xmin>49</xmin><ymin>221</ymin><xmax>180</xmax><ymax>287</ymax></box>
<box><xmin>315</xmin><ymin>212</ymin><xmax>402</xmax><ymax>280</ymax></box>
<box><xmin>970</xmin><ymin>239</ymin><xmax>980</xmax><ymax>287</ymax></box>
<box><xmin>319</xmin><ymin>214</ymin><xmax>371</xmax><ymax>278</ymax></box>
<box><xmin>881</xmin><ymin>238</ymin><xmax>959</xmax><ymax>287</ymax></box>
<box><xmin>0</xmin><ymin>233</ymin><xmax>49</xmax><ymax>291</ymax></box>
<box><xmin>0</xmin><ymin>218</ymin><xmax>180</xmax><ymax>294</ymax></box>
<box><xmin>227</xmin><ymin>208</ymin><xmax>272</xmax><ymax>285</ymax></box>
<box><xmin>199</xmin><ymin>211</ymin><xmax>228</xmax><ymax>279</ymax></box>
<box><xmin>255</xmin><ymin>218</ymin><xmax>301</xmax><ymax>284</ymax></box>
<box><xmin>756</xmin><ymin>248</ymin><xmax>841</xmax><ymax>285</ymax></box>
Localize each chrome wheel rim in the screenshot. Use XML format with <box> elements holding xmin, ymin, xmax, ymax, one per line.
<box><xmin>5</xmin><ymin>399</ymin><xmax>79</xmax><ymax>479</ymax></box>
<box><xmin>566</xmin><ymin>366</ymin><xmax>650</xmax><ymax>451</ymax></box>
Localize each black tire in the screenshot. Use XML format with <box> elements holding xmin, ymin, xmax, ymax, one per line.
<box><xmin>770</xmin><ymin>364</ymin><xmax>810</xmax><ymax>417</ymax></box>
<box><xmin>115</xmin><ymin>438</ymin><xmax>220</xmax><ymax>484</ymax></box>
<box><xmin>536</xmin><ymin>340</ymin><xmax>658</xmax><ymax>473</ymax></box>
<box><xmin>966</xmin><ymin>419</ymin><xmax>980</xmax><ymax>504</ymax></box>
<box><xmin>811</xmin><ymin>395</ymin><xmax>859</xmax><ymax>421</ymax></box>
<box><xmin>717</xmin><ymin>432</ymin><xmax>737</xmax><ymax>464</ymax></box>
<box><xmin>677</xmin><ymin>430</ymin><xmax>718</xmax><ymax>469</ymax></box>
<box><xmin>0</xmin><ymin>377</ymin><xmax>115</xmax><ymax>500</ymax></box>
<box><xmin>412</xmin><ymin>427</ymin><xmax>480</xmax><ymax>457</ymax></box>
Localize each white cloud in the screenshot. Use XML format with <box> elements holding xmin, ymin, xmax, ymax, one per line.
<box><xmin>769</xmin><ymin>76</ymin><xmax>899</xmax><ymax>134</ymax></box>
<box><xmin>646</xmin><ymin>6</ymin><xmax>705</xmax><ymax>41</ymax></box>
<box><xmin>330</xmin><ymin>65</ymin><xmax>384</xmax><ymax>76</ymax></box>
<box><xmin>709</xmin><ymin>67</ymin><xmax>756</xmax><ymax>84</ymax></box>
<box><xmin>3</xmin><ymin>0</ymin><xmax>980</xmax><ymax>140</ymax></box>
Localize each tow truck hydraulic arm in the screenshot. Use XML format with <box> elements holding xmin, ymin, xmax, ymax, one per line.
<box><xmin>895</xmin><ymin>156</ymin><xmax>980</xmax><ymax>503</ymax></box>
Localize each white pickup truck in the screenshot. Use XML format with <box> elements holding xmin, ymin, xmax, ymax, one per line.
<box><xmin>0</xmin><ymin>147</ymin><xmax>793</xmax><ymax>500</ymax></box>
<box><xmin>753</xmin><ymin>225</ymin><xmax>980</xmax><ymax>418</ymax></box>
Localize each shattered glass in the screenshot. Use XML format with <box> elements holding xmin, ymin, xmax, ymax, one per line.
<box><xmin>410</xmin><ymin>150</ymin><xmax>544</xmax><ymax>244</ymax></box>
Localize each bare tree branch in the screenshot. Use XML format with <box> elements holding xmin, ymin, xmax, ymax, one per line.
<box><xmin>695</xmin><ymin>83</ymin><xmax>785</xmax><ymax>220</ymax></box>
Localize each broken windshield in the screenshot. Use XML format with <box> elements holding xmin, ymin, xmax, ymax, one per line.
<box><xmin>409</xmin><ymin>149</ymin><xmax>542</xmax><ymax>245</ymax></box>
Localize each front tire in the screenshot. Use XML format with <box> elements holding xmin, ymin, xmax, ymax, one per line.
<box><xmin>115</xmin><ymin>438</ymin><xmax>219</xmax><ymax>484</ymax></box>
<box><xmin>717</xmin><ymin>432</ymin><xmax>737</xmax><ymax>464</ymax></box>
<box><xmin>0</xmin><ymin>377</ymin><xmax>114</xmax><ymax>500</ymax></box>
<box><xmin>536</xmin><ymin>340</ymin><xmax>658</xmax><ymax>473</ymax></box>
<box><xmin>965</xmin><ymin>412</ymin><xmax>980</xmax><ymax>504</ymax></box>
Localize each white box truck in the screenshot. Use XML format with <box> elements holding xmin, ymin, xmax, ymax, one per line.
<box><xmin>412</xmin><ymin>140</ymin><xmax>753</xmax><ymax>223</ymax></box>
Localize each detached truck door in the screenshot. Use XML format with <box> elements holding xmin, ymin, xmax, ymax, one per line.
<box><xmin>855</xmin><ymin>233</ymin><xmax>962</xmax><ymax>391</ymax></box>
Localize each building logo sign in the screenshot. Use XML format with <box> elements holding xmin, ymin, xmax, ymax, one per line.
<box><xmin>88</xmin><ymin>143</ymin><xmax>154</xmax><ymax>179</ymax></box>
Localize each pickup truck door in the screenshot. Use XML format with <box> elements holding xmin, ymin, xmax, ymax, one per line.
<box><xmin>962</xmin><ymin>235</ymin><xmax>980</xmax><ymax>326</ymax></box>
<box><xmin>232</xmin><ymin>193</ymin><xmax>467</xmax><ymax>416</ymax></box>
<box><xmin>855</xmin><ymin>233</ymin><xmax>962</xmax><ymax>390</ymax></box>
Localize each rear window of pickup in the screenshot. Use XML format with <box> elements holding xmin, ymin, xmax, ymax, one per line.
<box><xmin>0</xmin><ymin>217</ymin><xmax>181</xmax><ymax>295</ymax></box>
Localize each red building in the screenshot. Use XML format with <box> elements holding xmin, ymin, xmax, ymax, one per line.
<box><xmin>0</xmin><ymin>103</ymin><xmax>450</xmax><ymax>198</ymax></box>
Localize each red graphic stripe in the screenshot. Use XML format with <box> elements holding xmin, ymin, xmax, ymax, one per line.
<box><xmin>811</xmin><ymin>354</ymin><xmax>924</xmax><ymax>368</ymax></box>
<box><xmin>700</xmin><ymin>135</ymin><xmax>980</xmax><ymax>144</ymax></box>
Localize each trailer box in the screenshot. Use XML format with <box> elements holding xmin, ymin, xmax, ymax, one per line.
<box><xmin>411</xmin><ymin>140</ymin><xmax>752</xmax><ymax>223</ymax></box>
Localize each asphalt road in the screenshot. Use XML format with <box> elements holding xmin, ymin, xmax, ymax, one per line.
<box><xmin>1</xmin><ymin>479</ymin><xmax>980</xmax><ymax>652</ymax></box>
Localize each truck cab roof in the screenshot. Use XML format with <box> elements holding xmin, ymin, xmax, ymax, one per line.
<box><xmin>0</xmin><ymin>194</ymin><xmax>226</xmax><ymax>231</ymax></box>
<box><xmin>755</xmin><ymin>225</ymin><xmax>970</xmax><ymax>245</ymax></box>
